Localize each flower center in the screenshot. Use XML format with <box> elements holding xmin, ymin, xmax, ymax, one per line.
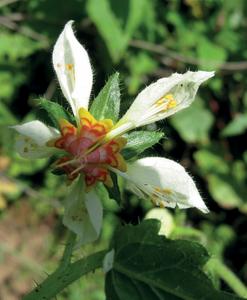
<box><xmin>48</xmin><ymin>108</ymin><xmax>127</xmax><ymax>190</ymax></box>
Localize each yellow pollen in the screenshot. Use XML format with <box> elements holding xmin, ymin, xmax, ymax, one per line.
<box><xmin>151</xmin><ymin>197</ymin><xmax>158</xmax><ymax>206</ymax></box>
<box><xmin>164</xmin><ymin>94</ymin><xmax>175</xmax><ymax>101</ymax></box>
<box><xmin>167</xmin><ymin>99</ymin><xmax>177</xmax><ymax>109</ymax></box>
<box><xmin>66</xmin><ymin>63</ymin><xmax>74</xmax><ymax>71</ymax></box>
<box><xmin>156</xmin><ymin>98</ymin><xmax>165</xmax><ymax>105</ymax></box>
<box><xmin>162</xmin><ymin>188</ymin><xmax>172</xmax><ymax>195</ymax></box>
<box><xmin>155</xmin><ymin>93</ymin><xmax>177</xmax><ymax>112</ymax></box>
<box><xmin>154</xmin><ymin>187</ymin><xmax>162</xmax><ymax>193</ymax></box>
<box><xmin>150</xmin><ymin>195</ymin><xmax>166</xmax><ymax>208</ymax></box>
<box><xmin>159</xmin><ymin>202</ymin><xmax>166</xmax><ymax>208</ymax></box>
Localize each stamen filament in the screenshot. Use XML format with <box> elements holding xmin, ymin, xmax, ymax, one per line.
<box><xmin>69</xmin><ymin>163</ymin><xmax>86</xmax><ymax>176</ymax></box>
<box><xmin>55</xmin><ymin>157</ymin><xmax>79</xmax><ymax>168</ymax></box>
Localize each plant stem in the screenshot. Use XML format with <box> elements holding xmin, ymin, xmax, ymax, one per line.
<box><xmin>207</xmin><ymin>258</ymin><xmax>247</xmax><ymax>298</ymax></box>
<box><xmin>58</xmin><ymin>231</ymin><xmax>76</xmax><ymax>272</ymax></box>
<box><xmin>23</xmin><ymin>250</ymin><xmax>107</xmax><ymax>300</ymax></box>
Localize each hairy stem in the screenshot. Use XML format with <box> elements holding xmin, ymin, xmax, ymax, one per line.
<box><xmin>23</xmin><ymin>250</ymin><xmax>107</xmax><ymax>300</ymax></box>
<box><xmin>58</xmin><ymin>231</ymin><xmax>76</xmax><ymax>272</ymax></box>
<box><xmin>207</xmin><ymin>258</ymin><xmax>247</xmax><ymax>298</ymax></box>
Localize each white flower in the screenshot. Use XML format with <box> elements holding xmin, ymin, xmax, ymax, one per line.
<box><xmin>53</xmin><ymin>20</ymin><xmax>93</xmax><ymax>120</ymax></box>
<box><xmin>11</xmin><ymin>20</ymin><xmax>213</xmax><ymax>248</ymax></box>
<box><xmin>113</xmin><ymin>157</ymin><xmax>209</xmax><ymax>213</ymax></box>
<box><xmin>107</xmin><ymin>71</ymin><xmax>214</xmax><ymax>139</ymax></box>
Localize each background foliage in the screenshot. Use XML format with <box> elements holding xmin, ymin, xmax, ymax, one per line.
<box><xmin>0</xmin><ymin>0</ymin><xmax>246</xmax><ymax>299</ymax></box>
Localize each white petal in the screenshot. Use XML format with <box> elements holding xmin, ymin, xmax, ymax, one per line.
<box><xmin>103</xmin><ymin>249</ymin><xmax>115</xmax><ymax>273</ymax></box>
<box><xmin>53</xmin><ymin>21</ymin><xmax>93</xmax><ymax>117</ymax></box>
<box><xmin>122</xmin><ymin>157</ymin><xmax>209</xmax><ymax>213</ymax></box>
<box><xmin>63</xmin><ymin>179</ymin><xmax>103</xmax><ymax>247</ymax></box>
<box><xmin>11</xmin><ymin>121</ymin><xmax>59</xmax><ymax>159</ymax></box>
<box><xmin>118</xmin><ymin>71</ymin><xmax>214</xmax><ymax>129</ymax></box>
<box><xmin>11</xmin><ymin>120</ymin><xmax>58</xmax><ymax>145</ymax></box>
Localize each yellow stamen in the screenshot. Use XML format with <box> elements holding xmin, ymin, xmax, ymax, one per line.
<box><xmin>156</xmin><ymin>93</ymin><xmax>177</xmax><ymax>111</ymax></box>
<box><xmin>162</xmin><ymin>188</ymin><xmax>172</xmax><ymax>195</ymax></box>
<box><xmin>156</xmin><ymin>98</ymin><xmax>165</xmax><ymax>105</ymax></box>
<box><xmin>164</xmin><ymin>94</ymin><xmax>175</xmax><ymax>101</ymax></box>
<box><xmin>159</xmin><ymin>202</ymin><xmax>166</xmax><ymax>208</ymax></box>
<box><xmin>65</xmin><ymin>63</ymin><xmax>75</xmax><ymax>83</ymax></box>
<box><xmin>167</xmin><ymin>99</ymin><xmax>177</xmax><ymax>109</ymax></box>
<box><xmin>66</xmin><ymin>63</ymin><xmax>74</xmax><ymax>71</ymax></box>
<box><xmin>154</xmin><ymin>187</ymin><xmax>162</xmax><ymax>193</ymax></box>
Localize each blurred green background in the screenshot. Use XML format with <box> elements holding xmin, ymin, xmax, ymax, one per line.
<box><xmin>0</xmin><ymin>0</ymin><xmax>247</xmax><ymax>299</ymax></box>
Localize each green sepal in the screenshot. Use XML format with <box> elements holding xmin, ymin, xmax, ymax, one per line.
<box><xmin>121</xmin><ymin>130</ymin><xmax>164</xmax><ymax>160</ymax></box>
<box><xmin>34</xmin><ymin>98</ymin><xmax>75</xmax><ymax>129</ymax></box>
<box><xmin>90</xmin><ymin>73</ymin><xmax>120</xmax><ymax>123</ymax></box>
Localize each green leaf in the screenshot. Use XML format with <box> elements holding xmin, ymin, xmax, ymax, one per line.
<box><xmin>0</xmin><ymin>102</ymin><xmax>17</xmax><ymax>125</ymax></box>
<box><xmin>170</xmin><ymin>99</ymin><xmax>214</xmax><ymax>144</ymax></box>
<box><xmin>106</xmin><ymin>220</ymin><xmax>242</xmax><ymax>300</ymax></box>
<box><xmin>34</xmin><ymin>98</ymin><xmax>75</xmax><ymax>128</ymax></box>
<box><xmin>197</xmin><ymin>37</ymin><xmax>227</xmax><ymax>70</ymax></box>
<box><xmin>86</xmin><ymin>0</ymin><xmax>125</xmax><ymax>62</ymax></box>
<box><xmin>9</xmin><ymin>155</ymin><xmax>48</xmax><ymax>177</ymax></box>
<box><xmin>208</xmin><ymin>174</ymin><xmax>243</xmax><ymax>209</ymax></box>
<box><xmin>194</xmin><ymin>149</ymin><xmax>230</xmax><ymax>175</ymax></box>
<box><xmin>0</xmin><ymin>33</ymin><xmax>44</xmax><ymax>62</ymax></box>
<box><xmin>222</xmin><ymin>114</ymin><xmax>247</xmax><ymax>137</ymax></box>
<box><xmin>90</xmin><ymin>73</ymin><xmax>120</xmax><ymax>123</ymax></box>
<box><xmin>194</xmin><ymin>148</ymin><xmax>246</xmax><ymax>210</ymax></box>
<box><xmin>0</xmin><ymin>71</ymin><xmax>25</xmax><ymax>100</ymax></box>
<box><xmin>127</xmin><ymin>53</ymin><xmax>158</xmax><ymax>94</ymax></box>
<box><xmin>121</xmin><ymin>131</ymin><xmax>164</xmax><ymax>160</ymax></box>
<box><xmin>87</xmin><ymin>0</ymin><xmax>145</xmax><ymax>62</ymax></box>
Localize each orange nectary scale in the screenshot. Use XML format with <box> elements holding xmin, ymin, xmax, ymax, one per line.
<box><xmin>50</xmin><ymin>108</ymin><xmax>126</xmax><ymax>189</ymax></box>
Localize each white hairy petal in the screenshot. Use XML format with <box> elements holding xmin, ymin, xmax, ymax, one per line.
<box><xmin>117</xmin><ymin>71</ymin><xmax>214</xmax><ymax>129</ymax></box>
<box><xmin>123</xmin><ymin>157</ymin><xmax>209</xmax><ymax>213</ymax></box>
<box><xmin>63</xmin><ymin>180</ymin><xmax>103</xmax><ymax>247</ymax></box>
<box><xmin>11</xmin><ymin>121</ymin><xmax>59</xmax><ymax>159</ymax></box>
<box><xmin>53</xmin><ymin>20</ymin><xmax>93</xmax><ymax>117</ymax></box>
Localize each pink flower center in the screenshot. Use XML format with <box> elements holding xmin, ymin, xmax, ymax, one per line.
<box><xmin>49</xmin><ymin>108</ymin><xmax>126</xmax><ymax>189</ymax></box>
